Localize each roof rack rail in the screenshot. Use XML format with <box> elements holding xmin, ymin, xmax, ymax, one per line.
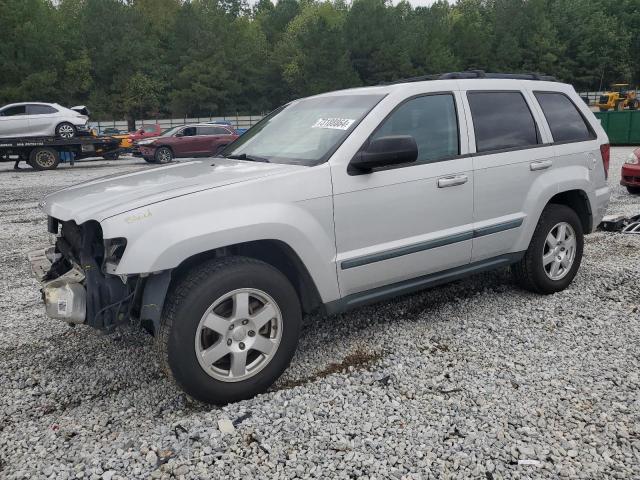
<box><xmin>385</xmin><ymin>70</ymin><xmax>558</xmax><ymax>85</ymax></box>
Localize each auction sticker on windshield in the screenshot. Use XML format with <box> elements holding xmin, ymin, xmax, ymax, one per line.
<box><xmin>312</xmin><ymin>118</ymin><xmax>355</xmax><ymax>130</ymax></box>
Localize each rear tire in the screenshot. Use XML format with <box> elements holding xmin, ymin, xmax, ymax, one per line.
<box><xmin>157</xmin><ymin>257</ymin><xmax>302</xmax><ymax>405</ymax></box>
<box><xmin>627</xmin><ymin>186</ymin><xmax>640</xmax><ymax>195</ymax></box>
<box><xmin>28</xmin><ymin>147</ymin><xmax>60</xmax><ymax>170</ymax></box>
<box><xmin>55</xmin><ymin>122</ymin><xmax>76</xmax><ymax>139</ymax></box>
<box><xmin>513</xmin><ymin>204</ymin><xmax>583</xmax><ymax>294</ymax></box>
<box><xmin>154</xmin><ymin>147</ymin><xmax>173</xmax><ymax>164</ymax></box>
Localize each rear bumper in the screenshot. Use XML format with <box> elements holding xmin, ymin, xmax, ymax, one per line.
<box><xmin>592</xmin><ymin>186</ymin><xmax>611</xmax><ymax>230</ymax></box>
<box><xmin>28</xmin><ymin>247</ymin><xmax>86</xmax><ymax>324</ymax></box>
<box><xmin>621</xmin><ymin>163</ymin><xmax>640</xmax><ymax>187</ymax></box>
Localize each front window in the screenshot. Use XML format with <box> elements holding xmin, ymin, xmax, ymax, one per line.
<box><xmin>371</xmin><ymin>94</ymin><xmax>459</xmax><ymax>164</ymax></box>
<box><xmin>221</xmin><ymin>94</ymin><xmax>385</xmax><ymax>165</ymax></box>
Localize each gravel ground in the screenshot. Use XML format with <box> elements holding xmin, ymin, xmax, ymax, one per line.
<box><xmin>0</xmin><ymin>150</ymin><xmax>639</xmax><ymax>480</ymax></box>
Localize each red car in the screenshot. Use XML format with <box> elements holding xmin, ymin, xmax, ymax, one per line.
<box><xmin>129</xmin><ymin>124</ymin><xmax>162</xmax><ymax>142</ymax></box>
<box><xmin>136</xmin><ymin>124</ymin><xmax>239</xmax><ymax>163</ymax></box>
<box><xmin>621</xmin><ymin>148</ymin><xmax>640</xmax><ymax>194</ymax></box>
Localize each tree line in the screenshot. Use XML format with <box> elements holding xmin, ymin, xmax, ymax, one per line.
<box><xmin>1</xmin><ymin>0</ymin><xmax>639</xmax><ymax>122</ymax></box>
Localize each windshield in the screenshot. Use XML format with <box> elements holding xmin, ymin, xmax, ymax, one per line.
<box><xmin>160</xmin><ymin>126</ymin><xmax>181</xmax><ymax>137</ymax></box>
<box><xmin>221</xmin><ymin>94</ymin><xmax>385</xmax><ymax>165</ymax></box>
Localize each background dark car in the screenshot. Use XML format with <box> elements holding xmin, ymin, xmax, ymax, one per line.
<box><xmin>136</xmin><ymin>124</ymin><xmax>239</xmax><ymax>163</ymax></box>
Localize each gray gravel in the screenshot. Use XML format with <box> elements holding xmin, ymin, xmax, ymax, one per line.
<box><xmin>1</xmin><ymin>150</ymin><xmax>639</xmax><ymax>479</ymax></box>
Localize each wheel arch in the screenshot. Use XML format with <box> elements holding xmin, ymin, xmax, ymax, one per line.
<box><xmin>55</xmin><ymin>121</ymin><xmax>76</xmax><ymax>132</ymax></box>
<box><xmin>171</xmin><ymin>239</ymin><xmax>324</xmax><ymax>316</ymax></box>
<box><xmin>155</xmin><ymin>144</ymin><xmax>174</xmax><ymax>154</ymax></box>
<box><xmin>547</xmin><ymin>189</ymin><xmax>592</xmax><ymax>233</ymax></box>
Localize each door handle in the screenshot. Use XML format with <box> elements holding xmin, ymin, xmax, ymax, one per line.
<box><xmin>437</xmin><ymin>174</ymin><xmax>468</xmax><ymax>188</ymax></box>
<box><xmin>530</xmin><ymin>160</ymin><xmax>553</xmax><ymax>171</ymax></box>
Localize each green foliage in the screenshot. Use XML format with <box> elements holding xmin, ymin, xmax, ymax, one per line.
<box><xmin>0</xmin><ymin>0</ymin><xmax>638</xmax><ymax>119</ymax></box>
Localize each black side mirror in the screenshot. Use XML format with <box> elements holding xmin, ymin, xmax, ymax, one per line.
<box><xmin>175</xmin><ymin>132</ymin><xmax>183</xmax><ymax>137</ymax></box>
<box><xmin>349</xmin><ymin>135</ymin><xmax>418</xmax><ymax>173</ymax></box>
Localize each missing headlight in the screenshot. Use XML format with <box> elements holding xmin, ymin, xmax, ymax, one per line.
<box><xmin>103</xmin><ymin>238</ymin><xmax>127</xmax><ymax>275</ymax></box>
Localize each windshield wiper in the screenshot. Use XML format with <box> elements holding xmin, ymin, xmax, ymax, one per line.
<box><xmin>225</xmin><ymin>153</ymin><xmax>270</xmax><ymax>163</ymax></box>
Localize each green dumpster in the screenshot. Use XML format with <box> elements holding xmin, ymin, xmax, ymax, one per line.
<box><xmin>593</xmin><ymin>111</ymin><xmax>640</xmax><ymax>145</ymax></box>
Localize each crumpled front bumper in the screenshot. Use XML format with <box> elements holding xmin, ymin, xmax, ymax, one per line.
<box><xmin>27</xmin><ymin>247</ymin><xmax>86</xmax><ymax>324</ymax></box>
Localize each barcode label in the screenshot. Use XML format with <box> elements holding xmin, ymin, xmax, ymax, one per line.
<box><xmin>57</xmin><ymin>300</ymin><xmax>67</xmax><ymax>315</ymax></box>
<box><xmin>312</xmin><ymin>118</ymin><xmax>355</xmax><ymax>130</ymax></box>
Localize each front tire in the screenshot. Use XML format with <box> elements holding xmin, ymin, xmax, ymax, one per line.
<box><xmin>157</xmin><ymin>257</ymin><xmax>302</xmax><ymax>405</ymax></box>
<box><xmin>154</xmin><ymin>147</ymin><xmax>173</xmax><ymax>164</ymax></box>
<box><xmin>55</xmin><ymin>122</ymin><xmax>76</xmax><ymax>139</ymax></box>
<box><xmin>627</xmin><ymin>185</ymin><xmax>640</xmax><ymax>195</ymax></box>
<box><xmin>513</xmin><ymin>204</ymin><xmax>584</xmax><ymax>294</ymax></box>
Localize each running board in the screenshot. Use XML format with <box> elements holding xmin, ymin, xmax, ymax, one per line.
<box><xmin>324</xmin><ymin>252</ymin><xmax>524</xmax><ymax>315</ymax></box>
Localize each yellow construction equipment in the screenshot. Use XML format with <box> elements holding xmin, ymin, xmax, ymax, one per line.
<box><xmin>597</xmin><ymin>84</ymin><xmax>639</xmax><ymax>111</ymax></box>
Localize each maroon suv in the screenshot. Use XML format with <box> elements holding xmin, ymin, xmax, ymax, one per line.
<box><xmin>137</xmin><ymin>124</ymin><xmax>239</xmax><ymax>163</ymax></box>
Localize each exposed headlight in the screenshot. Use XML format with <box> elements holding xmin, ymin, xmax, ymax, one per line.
<box><xmin>626</xmin><ymin>149</ymin><xmax>640</xmax><ymax>165</ymax></box>
<box><xmin>137</xmin><ymin>139</ymin><xmax>156</xmax><ymax>146</ymax></box>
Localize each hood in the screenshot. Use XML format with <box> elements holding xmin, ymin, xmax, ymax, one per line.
<box><xmin>41</xmin><ymin>158</ymin><xmax>303</xmax><ymax>224</ymax></box>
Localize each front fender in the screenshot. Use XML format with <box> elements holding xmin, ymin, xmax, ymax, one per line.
<box><xmin>101</xmin><ymin>191</ymin><xmax>339</xmax><ymax>303</ymax></box>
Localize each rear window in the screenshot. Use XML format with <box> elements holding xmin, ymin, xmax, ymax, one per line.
<box><xmin>198</xmin><ymin>126</ymin><xmax>230</xmax><ymax>135</ymax></box>
<box><xmin>534</xmin><ymin>92</ymin><xmax>595</xmax><ymax>143</ymax></box>
<box><xmin>28</xmin><ymin>104</ymin><xmax>58</xmax><ymax>114</ymax></box>
<box><xmin>467</xmin><ymin>92</ymin><xmax>539</xmax><ymax>153</ymax></box>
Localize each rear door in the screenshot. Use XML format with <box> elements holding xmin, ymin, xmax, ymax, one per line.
<box><xmin>26</xmin><ymin>104</ymin><xmax>59</xmax><ymax>136</ymax></box>
<box><xmin>462</xmin><ymin>87</ymin><xmax>555</xmax><ymax>262</ymax></box>
<box><xmin>198</xmin><ymin>125</ymin><xmax>231</xmax><ymax>155</ymax></box>
<box><xmin>0</xmin><ymin>105</ymin><xmax>29</xmax><ymax>137</ymax></box>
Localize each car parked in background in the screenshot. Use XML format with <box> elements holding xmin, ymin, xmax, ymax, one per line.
<box><xmin>128</xmin><ymin>124</ymin><xmax>162</xmax><ymax>142</ymax></box>
<box><xmin>621</xmin><ymin>148</ymin><xmax>640</xmax><ymax>194</ymax></box>
<box><xmin>0</xmin><ymin>102</ymin><xmax>90</xmax><ymax>139</ymax></box>
<box><xmin>137</xmin><ymin>123</ymin><xmax>239</xmax><ymax>163</ymax></box>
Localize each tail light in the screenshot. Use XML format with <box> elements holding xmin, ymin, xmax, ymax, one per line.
<box><xmin>600</xmin><ymin>143</ymin><xmax>610</xmax><ymax>179</ymax></box>
<box><xmin>626</xmin><ymin>148</ymin><xmax>640</xmax><ymax>165</ymax></box>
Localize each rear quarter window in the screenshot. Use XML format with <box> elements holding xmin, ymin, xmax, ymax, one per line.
<box><xmin>534</xmin><ymin>92</ymin><xmax>595</xmax><ymax>143</ymax></box>
<box><xmin>467</xmin><ymin>91</ymin><xmax>540</xmax><ymax>153</ymax></box>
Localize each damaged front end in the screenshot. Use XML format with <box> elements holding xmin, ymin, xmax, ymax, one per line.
<box><xmin>28</xmin><ymin>219</ymin><xmax>138</xmax><ymax>330</ymax></box>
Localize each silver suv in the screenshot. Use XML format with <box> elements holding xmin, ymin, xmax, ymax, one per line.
<box><xmin>30</xmin><ymin>73</ymin><xmax>610</xmax><ymax>404</ymax></box>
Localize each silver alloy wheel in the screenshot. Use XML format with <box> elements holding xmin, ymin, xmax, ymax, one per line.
<box><xmin>34</xmin><ymin>150</ymin><xmax>56</xmax><ymax>168</ymax></box>
<box><xmin>57</xmin><ymin>124</ymin><xmax>75</xmax><ymax>139</ymax></box>
<box><xmin>542</xmin><ymin>221</ymin><xmax>577</xmax><ymax>281</ymax></box>
<box><xmin>157</xmin><ymin>148</ymin><xmax>172</xmax><ymax>163</ymax></box>
<box><xmin>194</xmin><ymin>288</ymin><xmax>283</xmax><ymax>382</ymax></box>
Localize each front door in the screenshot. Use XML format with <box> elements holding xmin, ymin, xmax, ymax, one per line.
<box><xmin>172</xmin><ymin>126</ymin><xmax>198</xmax><ymax>156</ymax></box>
<box><xmin>331</xmin><ymin>92</ymin><xmax>474</xmax><ymax>297</ymax></box>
